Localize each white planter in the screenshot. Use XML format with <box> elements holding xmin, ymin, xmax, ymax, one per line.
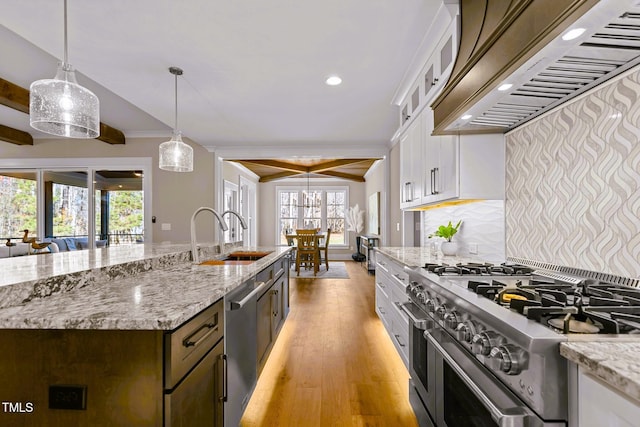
<box><xmin>441</xmin><ymin>241</ymin><xmax>457</xmax><ymax>256</ymax></box>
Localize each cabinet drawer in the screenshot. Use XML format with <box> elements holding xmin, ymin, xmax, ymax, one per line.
<box><xmin>272</xmin><ymin>255</ymin><xmax>288</xmax><ymax>281</ymax></box>
<box><xmin>164</xmin><ymin>299</ymin><xmax>224</xmax><ymax>390</ymax></box>
<box><xmin>257</xmin><ymin>264</ymin><xmax>275</xmax><ymax>297</ymax></box>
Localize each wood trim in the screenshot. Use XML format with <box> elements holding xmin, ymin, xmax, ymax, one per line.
<box><xmin>241</xmin><ymin>159</ymin><xmax>309</xmax><ymax>174</ymax></box>
<box><xmin>0</xmin><ymin>124</ymin><xmax>33</xmax><ymax>145</ymax></box>
<box><xmin>259</xmin><ymin>170</ymin><xmax>302</xmax><ymax>182</ymax></box>
<box><xmin>307</xmin><ymin>158</ymin><xmax>374</xmax><ymax>173</ymax></box>
<box><xmin>0</xmin><ymin>77</ymin><xmax>126</xmax><ymax>145</ymax></box>
<box><xmin>432</xmin><ymin>0</ymin><xmax>597</xmax><ymax>134</ymax></box>
<box><xmin>317</xmin><ymin>170</ymin><xmax>365</xmax><ymax>182</ymax></box>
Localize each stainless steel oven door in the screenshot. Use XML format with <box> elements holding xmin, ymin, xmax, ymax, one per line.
<box><xmin>400</xmin><ymin>302</ymin><xmax>436</xmax><ymax>425</ymax></box>
<box><xmin>426</xmin><ymin>325</ymin><xmax>564</xmax><ymax>427</ymax></box>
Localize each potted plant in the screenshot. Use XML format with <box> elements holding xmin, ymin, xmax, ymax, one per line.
<box><xmin>428</xmin><ymin>220</ymin><xmax>462</xmax><ymax>256</ymax></box>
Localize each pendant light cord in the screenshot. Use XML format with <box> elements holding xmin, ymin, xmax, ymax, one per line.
<box><xmin>63</xmin><ymin>0</ymin><xmax>68</xmax><ymax>64</ymax></box>
<box><xmin>175</xmin><ymin>72</ymin><xmax>179</xmax><ymax>131</ymax></box>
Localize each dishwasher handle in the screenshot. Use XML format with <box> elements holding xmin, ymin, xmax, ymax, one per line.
<box><xmin>228</xmin><ymin>281</ymin><xmax>268</xmax><ymax>310</ymax></box>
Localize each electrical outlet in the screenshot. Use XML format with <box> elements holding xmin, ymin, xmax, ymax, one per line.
<box><xmin>396</xmin><ymin>222</ymin><xmax>400</xmax><ymax>231</ymax></box>
<box><xmin>161</xmin><ymin>223</ymin><xmax>171</xmax><ymax>231</ymax></box>
<box><xmin>469</xmin><ymin>243</ymin><xmax>478</xmax><ymax>254</ymax></box>
<box><xmin>49</xmin><ymin>385</ymin><xmax>87</xmax><ymax>410</ymax></box>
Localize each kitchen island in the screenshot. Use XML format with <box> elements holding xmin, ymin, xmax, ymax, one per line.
<box><xmin>0</xmin><ymin>243</ymin><xmax>291</xmax><ymax>426</ymax></box>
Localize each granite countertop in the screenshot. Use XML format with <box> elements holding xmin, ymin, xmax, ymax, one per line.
<box><xmin>561</xmin><ymin>338</ymin><xmax>640</xmax><ymax>402</ymax></box>
<box><xmin>0</xmin><ymin>243</ymin><xmax>291</xmax><ymax>331</ymax></box>
<box><xmin>374</xmin><ymin>246</ymin><xmax>488</xmax><ymax>268</ymax></box>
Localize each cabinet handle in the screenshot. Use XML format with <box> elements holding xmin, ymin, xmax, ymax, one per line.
<box><xmin>434</xmin><ymin>167</ymin><xmax>439</xmax><ymax>194</ymax></box>
<box><xmin>431</xmin><ymin>77</ymin><xmax>439</xmax><ymax>86</ymax></box>
<box><xmin>430</xmin><ymin>169</ymin><xmax>435</xmax><ymax>194</ymax></box>
<box><xmin>219</xmin><ymin>354</ymin><xmax>228</xmax><ymax>402</ymax></box>
<box><xmin>182</xmin><ymin>323</ymin><xmax>219</xmax><ymax>348</ymax></box>
<box><xmin>393</xmin><ymin>273</ymin><xmax>405</xmax><ymax>282</ymax></box>
<box><xmin>394</xmin><ymin>334</ymin><xmax>406</xmax><ymax>347</ymax></box>
<box><xmin>378</xmin><ymin>306</ymin><xmax>386</xmax><ymax>314</ymax></box>
<box><xmin>404</xmin><ymin>181</ymin><xmax>413</xmax><ymax>202</ymax></box>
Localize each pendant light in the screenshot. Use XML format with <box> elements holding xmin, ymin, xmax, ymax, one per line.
<box><xmin>159</xmin><ymin>67</ymin><xmax>194</xmax><ymax>172</ymax></box>
<box><xmin>297</xmin><ymin>173</ymin><xmax>315</xmax><ymax>209</ymax></box>
<box><xmin>29</xmin><ymin>0</ymin><xmax>100</xmax><ymax>139</ymax></box>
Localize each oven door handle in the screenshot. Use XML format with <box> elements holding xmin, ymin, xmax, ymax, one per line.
<box><xmin>399</xmin><ymin>301</ymin><xmax>431</xmax><ymax>330</ymax></box>
<box><xmin>425</xmin><ymin>332</ymin><xmax>530</xmax><ymax>427</ymax></box>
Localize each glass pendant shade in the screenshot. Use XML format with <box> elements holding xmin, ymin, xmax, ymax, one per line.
<box><xmin>30</xmin><ymin>62</ymin><xmax>100</xmax><ymax>139</ymax></box>
<box><xmin>159</xmin><ymin>131</ymin><xmax>194</xmax><ymax>172</ymax></box>
<box><xmin>159</xmin><ymin>66</ymin><xmax>193</xmax><ymax>172</ymax></box>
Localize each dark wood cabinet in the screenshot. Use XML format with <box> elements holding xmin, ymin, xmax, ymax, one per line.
<box><xmin>257</xmin><ymin>257</ymin><xmax>289</xmax><ymax>375</ymax></box>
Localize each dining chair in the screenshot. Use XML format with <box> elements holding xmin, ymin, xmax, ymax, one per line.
<box><xmin>317</xmin><ymin>228</ymin><xmax>331</xmax><ymax>270</ymax></box>
<box><xmin>295</xmin><ymin>229</ymin><xmax>319</xmax><ymax>276</ymax></box>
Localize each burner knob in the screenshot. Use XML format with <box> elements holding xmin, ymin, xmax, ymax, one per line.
<box><xmin>435</xmin><ymin>304</ymin><xmax>448</xmax><ymax>321</ymax></box>
<box><xmin>455</xmin><ymin>320</ymin><xmax>480</xmax><ymax>342</ymax></box>
<box><xmin>471</xmin><ymin>331</ymin><xmax>503</xmax><ymax>356</ymax></box>
<box><xmin>416</xmin><ymin>290</ymin><xmax>427</xmax><ymax>303</ymax></box>
<box><xmin>444</xmin><ymin>310</ymin><xmax>460</xmax><ymax>330</ymax></box>
<box><xmin>425</xmin><ymin>297</ymin><xmax>438</xmax><ymax>314</ymax></box>
<box><xmin>487</xmin><ymin>344</ymin><xmax>528</xmax><ymax>375</ymax></box>
<box><xmin>407</xmin><ymin>281</ymin><xmax>422</xmax><ymax>295</ymax></box>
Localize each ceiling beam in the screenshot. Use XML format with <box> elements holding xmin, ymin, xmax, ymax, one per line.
<box><xmin>0</xmin><ymin>78</ymin><xmax>29</xmax><ymax>113</ymax></box>
<box><xmin>239</xmin><ymin>159</ymin><xmax>309</xmax><ymax>173</ymax></box>
<box><xmin>259</xmin><ymin>170</ymin><xmax>303</xmax><ymax>183</ymax></box>
<box><xmin>0</xmin><ymin>77</ymin><xmax>126</xmax><ymax>145</ymax></box>
<box><xmin>0</xmin><ymin>124</ymin><xmax>33</xmax><ymax>145</ymax></box>
<box><xmin>308</xmin><ymin>158</ymin><xmax>375</xmax><ymax>173</ymax></box>
<box><xmin>317</xmin><ymin>170</ymin><xmax>365</xmax><ymax>182</ymax></box>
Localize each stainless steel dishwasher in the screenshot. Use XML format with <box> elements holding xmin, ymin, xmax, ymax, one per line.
<box><xmin>224</xmin><ymin>276</ymin><xmax>267</xmax><ymax>427</ymax></box>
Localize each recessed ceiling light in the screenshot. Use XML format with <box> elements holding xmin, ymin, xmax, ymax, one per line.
<box><xmin>498</xmin><ymin>83</ymin><xmax>513</xmax><ymax>91</ymax></box>
<box><xmin>326</xmin><ymin>75</ymin><xmax>342</xmax><ymax>86</ymax></box>
<box><xmin>461</xmin><ymin>114</ymin><xmax>473</xmax><ymax>120</ymax></box>
<box><xmin>562</xmin><ymin>28</ymin><xmax>586</xmax><ymax>41</ymax></box>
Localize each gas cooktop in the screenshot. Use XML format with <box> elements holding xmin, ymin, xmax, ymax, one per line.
<box><xmin>423</xmin><ymin>261</ymin><xmax>535</xmax><ymax>277</ymax></box>
<box><xmin>467</xmin><ymin>276</ymin><xmax>640</xmax><ymax>335</ymax></box>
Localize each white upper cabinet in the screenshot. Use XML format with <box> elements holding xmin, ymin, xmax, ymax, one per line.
<box><xmin>400</xmin><ymin>108</ymin><xmax>504</xmax><ymax>210</ymax></box>
<box><xmin>399</xmin><ymin>116</ymin><xmax>423</xmax><ymax>209</ymax></box>
<box><xmin>397</xmin><ymin>14</ymin><xmax>459</xmax><ymax>131</ymax></box>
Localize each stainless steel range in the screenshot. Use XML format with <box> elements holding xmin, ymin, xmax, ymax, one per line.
<box><xmin>401</xmin><ymin>260</ymin><xmax>640</xmax><ymax>427</ymax></box>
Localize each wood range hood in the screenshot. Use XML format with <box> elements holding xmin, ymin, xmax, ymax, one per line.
<box><xmin>432</xmin><ymin>0</ymin><xmax>640</xmax><ymax>135</ymax></box>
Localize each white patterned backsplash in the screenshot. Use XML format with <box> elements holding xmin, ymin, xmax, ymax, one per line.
<box><xmin>421</xmin><ymin>200</ymin><xmax>505</xmax><ymax>263</ymax></box>
<box><xmin>506</xmin><ymin>65</ymin><xmax>640</xmax><ymax>278</ymax></box>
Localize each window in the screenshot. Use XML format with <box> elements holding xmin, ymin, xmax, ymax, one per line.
<box><xmin>0</xmin><ymin>158</ymin><xmax>151</xmax><ymax>250</ymax></box>
<box><xmin>0</xmin><ymin>172</ymin><xmax>38</xmax><ymax>239</ymax></box>
<box><xmin>276</xmin><ymin>186</ymin><xmax>347</xmax><ymax>246</ymax></box>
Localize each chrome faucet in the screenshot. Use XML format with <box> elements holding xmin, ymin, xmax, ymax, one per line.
<box><xmin>190</xmin><ymin>207</ymin><xmax>229</xmax><ymax>264</ymax></box>
<box><xmin>221</xmin><ymin>210</ymin><xmax>248</xmax><ymax>244</ymax></box>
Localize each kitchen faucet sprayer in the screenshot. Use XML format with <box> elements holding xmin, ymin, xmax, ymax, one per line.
<box><xmin>190</xmin><ymin>207</ymin><xmax>229</xmax><ymax>263</ymax></box>
<box><xmin>222</xmin><ymin>210</ymin><xmax>248</xmax><ymax>230</ymax></box>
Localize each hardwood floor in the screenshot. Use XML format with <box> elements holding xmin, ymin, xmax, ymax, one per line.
<box><xmin>241</xmin><ymin>261</ymin><xmax>418</xmax><ymax>427</ymax></box>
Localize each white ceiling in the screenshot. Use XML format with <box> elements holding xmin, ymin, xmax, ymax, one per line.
<box><xmin>0</xmin><ymin>0</ymin><xmax>445</xmax><ymax>155</ymax></box>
